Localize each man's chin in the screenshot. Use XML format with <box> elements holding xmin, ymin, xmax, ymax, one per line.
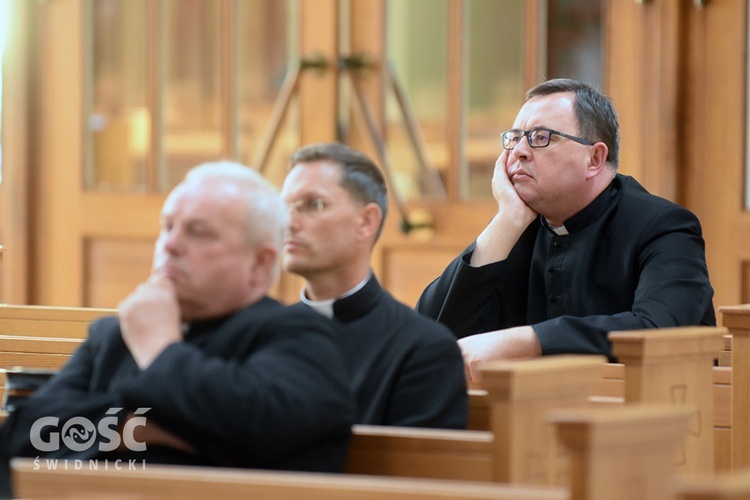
<box><xmin>282</xmin><ymin>259</ymin><xmax>311</xmax><ymax>279</ymax></box>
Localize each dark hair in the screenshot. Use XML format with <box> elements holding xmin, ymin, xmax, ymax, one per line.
<box><xmin>289</xmin><ymin>142</ymin><xmax>388</xmax><ymax>238</ymax></box>
<box><xmin>526</xmin><ymin>78</ymin><xmax>620</xmax><ymax>168</ymax></box>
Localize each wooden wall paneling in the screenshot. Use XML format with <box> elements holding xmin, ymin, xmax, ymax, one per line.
<box><xmin>80</xmin><ymin>193</ymin><xmax>162</xmax><ymax>308</ymax></box>
<box><xmin>381</xmin><ymin>246</ymin><xmax>462</xmax><ymax>309</ymax></box>
<box><xmin>649</xmin><ymin>0</ymin><xmax>682</xmax><ymax>202</ymax></box>
<box><xmin>348</xmin><ymin>0</ymin><xmax>385</xmax><ymax>152</ymax></box>
<box><xmin>523</xmin><ymin>0</ymin><xmax>546</xmax><ymax>91</ymax></box>
<box><xmin>681</xmin><ymin>3</ymin><xmax>709</xmax><ymax>244</ymax></box>
<box><xmin>607</xmin><ymin>0</ymin><xmax>749</xmax><ymax>314</ymax></box>
<box><xmin>35</xmin><ymin>0</ymin><xmax>84</xmax><ymax>306</ymax></box>
<box><xmin>84</xmin><ymin>238</ymin><xmax>153</xmax><ymax>308</ymax></box>
<box><xmin>1</xmin><ymin>0</ymin><xmax>37</xmax><ymax>304</ymax></box>
<box><xmin>298</xmin><ymin>0</ymin><xmax>339</xmax><ymax>144</ymax></box>
<box><xmin>605</xmin><ymin>0</ymin><xmax>683</xmax><ymax>199</ymax></box>
<box><xmin>683</xmin><ymin>1</ymin><xmax>747</xmax><ymax>313</ymax></box>
<box><xmin>377</xmin><ymin>201</ymin><xmax>497</xmax><ymax>307</ymax></box>
<box><xmin>221</xmin><ymin>0</ymin><xmax>237</xmax><ymax>160</ymax></box>
<box><xmin>80</xmin><ymin>192</ymin><xmax>163</xmax><ymax>237</ymax></box>
<box><xmin>604</xmin><ymin>1</ymin><xmax>646</xmax><ymax>181</ymax></box>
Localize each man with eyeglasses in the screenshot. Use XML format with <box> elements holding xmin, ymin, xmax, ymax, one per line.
<box><xmin>280</xmin><ymin>142</ymin><xmax>468</xmax><ymax>428</ymax></box>
<box><xmin>416</xmin><ymin>78</ymin><xmax>715</xmax><ymax>382</ymax></box>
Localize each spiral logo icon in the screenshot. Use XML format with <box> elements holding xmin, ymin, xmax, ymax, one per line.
<box><xmin>61</xmin><ymin>417</ymin><xmax>97</xmax><ymax>452</ymax></box>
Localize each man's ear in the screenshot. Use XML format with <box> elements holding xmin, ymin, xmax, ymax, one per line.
<box><xmin>585</xmin><ymin>142</ymin><xmax>609</xmax><ymax>180</ymax></box>
<box><xmin>249</xmin><ymin>245</ymin><xmax>278</xmax><ymax>286</ymax></box>
<box><xmin>357</xmin><ymin>203</ymin><xmax>383</xmax><ymax>242</ymax></box>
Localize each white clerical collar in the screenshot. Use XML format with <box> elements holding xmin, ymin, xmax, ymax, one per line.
<box><xmin>300</xmin><ymin>274</ymin><xmax>372</xmax><ymax>319</ymax></box>
<box><xmin>545</xmin><ymin>219</ymin><xmax>569</xmax><ymax>236</ymax></box>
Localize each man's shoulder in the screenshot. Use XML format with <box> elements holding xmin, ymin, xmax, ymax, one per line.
<box><xmin>284</xmin><ymin>301</ymin><xmax>335</xmax><ymax>324</ymax></box>
<box><xmin>244</xmin><ymin>299</ymin><xmax>337</xmax><ymax>337</ymax></box>
<box><xmin>617</xmin><ymin>174</ymin><xmax>693</xmax><ymax>214</ymax></box>
<box><xmin>610</xmin><ymin>175</ymin><xmax>700</xmax><ymax>230</ymax></box>
<box><xmin>378</xmin><ymin>291</ymin><xmax>458</xmax><ymax>342</ymax></box>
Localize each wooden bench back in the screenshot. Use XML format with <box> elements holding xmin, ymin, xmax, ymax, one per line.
<box><xmin>10</xmin><ymin>459</ymin><xmax>570</xmax><ymax>500</ymax></box>
<box><xmin>0</xmin><ymin>306</ymin><xmax>719</xmax><ymax>494</ymax></box>
<box><xmin>719</xmin><ymin>304</ymin><xmax>750</xmax><ymax>470</ymax></box>
<box><xmin>551</xmin><ymin>404</ymin><xmax>692</xmax><ymax>500</ymax></box>
<box><xmin>347</xmin><ymin>425</ymin><xmax>494</xmax><ymax>480</ymax></box>
<box><xmin>0</xmin><ymin>304</ymin><xmax>113</xmax><ymax>339</ymax></box>
<box><xmin>471</xmin><ymin>326</ymin><xmax>724</xmax><ymax>475</ymax></box>
<box><xmin>0</xmin><ymin>335</ymin><xmax>83</xmax><ymax>370</ymax></box>
<box><xmin>0</xmin><ymin>305</ymin><xmax>112</xmax><ymax>405</ymax></box>
<box><xmin>11</xmin><ymin>403</ymin><xmax>692</xmax><ymax>500</ymax></box>
<box><xmin>348</xmin><ymin>355</ymin><xmax>606</xmax><ymax>486</ymax></box>
<box><xmin>0</xmin><ymin>335</ymin><xmax>84</xmax><ymax>410</ymax></box>
<box><xmin>478</xmin><ymin>355</ymin><xmax>605</xmax><ymax>486</ymax></box>
<box><xmin>609</xmin><ymin>326</ymin><xmax>724</xmax><ymax>475</ymax></box>
<box><xmin>675</xmin><ymin>472</ymin><xmax>750</xmax><ymax>499</ymax></box>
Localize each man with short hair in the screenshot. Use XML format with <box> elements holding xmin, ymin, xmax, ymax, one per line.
<box><xmin>281</xmin><ymin>142</ymin><xmax>467</xmax><ymax>428</ymax></box>
<box><xmin>416</xmin><ymin>78</ymin><xmax>715</xmax><ymax>381</ymax></box>
<box><xmin>0</xmin><ymin>161</ymin><xmax>355</xmax><ymax>497</ymax></box>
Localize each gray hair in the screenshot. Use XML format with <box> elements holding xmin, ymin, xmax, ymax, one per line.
<box><xmin>186</xmin><ymin>161</ymin><xmax>288</xmax><ymax>251</ymax></box>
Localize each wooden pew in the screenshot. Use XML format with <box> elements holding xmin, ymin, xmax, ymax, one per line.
<box><xmin>674</xmin><ymin>472</ymin><xmax>750</xmax><ymax>499</ymax></box>
<box><xmin>608</xmin><ymin>326</ymin><xmax>723</xmax><ymax>475</ymax></box>
<box><xmin>551</xmin><ymin>405</ymin><xmax>692</xmax><ymax>500</ymax></box>
<box><xmin>10</xmin><ymin>404</ymin><xmax>692</xmax><ymax>500</ymax></box>
<box><xmin>587</xmin><ymin>362</ymin><xmax>732</xmax><ymax>439</ymax></box>
<box><xmin>0</xmin><ymin>304</ymin><xmax>113</xmax><ymax>339</ymax></box>
<box><xmin>9</xmin><ymin>355</ymin><xmax>609</xmax><ymax>499</ymax></box>
<box><xmin>0</xmin><ymin>304</ymin><xmax>112</xmax><ymax>407</ymax></box>
<box><xmin>347</xmin><ymin>425</ymin><xmax>494</xmax><ymax>481</ymax></box>
<box><xmin>0</xmin><ymin>307</ymin><xmax>708</xmax><ymax>493</ymax></box>
<box><xmin>718</xmin><ymin>304</ymin><xmax>750</xmax><ymax>470</ymax></box>
<box><xmin>0</xmin><ymin>335</ymin><xmax>83</xmax><ymax>371</ymax></box>
<box><xmin>585</xmin><ymin>366</ymin><xmax>732</xmax><ymax>472</ymax></box>
<box><xmin>0</xmin><ymin>307</ymin><xmax>692</xmax><ymax>498</ymax></box>
<box><xmin>9</xmin><ymin>459</ymin><xmax>570</xmax><ymax>500</ymax></box>
<box><xmin>348</xmin><ymin>355</ymin><xmax>606</xmax><ymax>486</ymax></box>
<box><xmin>0</xmin><ymin>335</ymin><xmax>83</xmax><ymax>411</ymax></box>
<box><xmin>469</xmin><ymin>326</ymin><xmax>725</xmax><ymax>474</ymax></box>
<box><xmin>714</xmin><ymin>366</ymin><xmax>733</xmax><ymax>471</ymax></box>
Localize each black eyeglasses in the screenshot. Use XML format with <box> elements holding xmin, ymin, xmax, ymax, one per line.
<box><xmin>501</xmin><ymin>128</ymin><xmax>594</xmax><ymax>150</ymax></box>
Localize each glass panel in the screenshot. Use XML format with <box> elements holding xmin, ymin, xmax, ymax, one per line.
<box><xmin>466</xmin><ymin>0</ymin><xmax>524</xmax><ymax>199</ymax></box>
<box><xmin>86</xmin><ymin>0</ymin><xmax>149</xmax><ymax>191</ymax></box>
<box><xmin>386</xmin><ymin>0</ymin><xmax>524</xmax><ymax>201</ymax></box>
<box><xmin>386</xmin><ymin>0</ymin><xmax>448</xmax><ymax>201</ymax></box>
<box><xmin>547</xmin><ymin>0</ymin><xmax>603</xmax><ymax>87</ymax></box>
<box><xmin>235</xmin><ymin>0</ymin><xmax>297</xmax><ymax>188</ymax></box>
<box><xmin>161</xmin><ymin>0</ymin><xmax>223</xmax><ymax>190</ymax></box>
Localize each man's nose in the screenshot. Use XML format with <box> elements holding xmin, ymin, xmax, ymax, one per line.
<box><xmin>163</xmin><ymin>229</ymin><xmax>183</xmax><ymax>253</ymax></box>
<box><xmin>511</xmin><ymin>135</ymin><xmax>532</xmax><ymax>161</ymax></box>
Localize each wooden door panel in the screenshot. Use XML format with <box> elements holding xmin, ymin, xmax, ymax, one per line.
<box><xmin>84</xmin><ymin>238</ymin><xmax>153</xmax><ymax>308</ymax></box>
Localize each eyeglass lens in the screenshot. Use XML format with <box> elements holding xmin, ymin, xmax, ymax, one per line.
<box><xmin>503</xmin><ymin>130</ymin><xmax>551</xmax><ymax>149</ymax></box>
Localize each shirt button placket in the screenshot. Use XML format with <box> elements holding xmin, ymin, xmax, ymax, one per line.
<box><xmin>546</xmin><ymin>237</ymin><xmax>567</xmax><ymax>316</ymax></box>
